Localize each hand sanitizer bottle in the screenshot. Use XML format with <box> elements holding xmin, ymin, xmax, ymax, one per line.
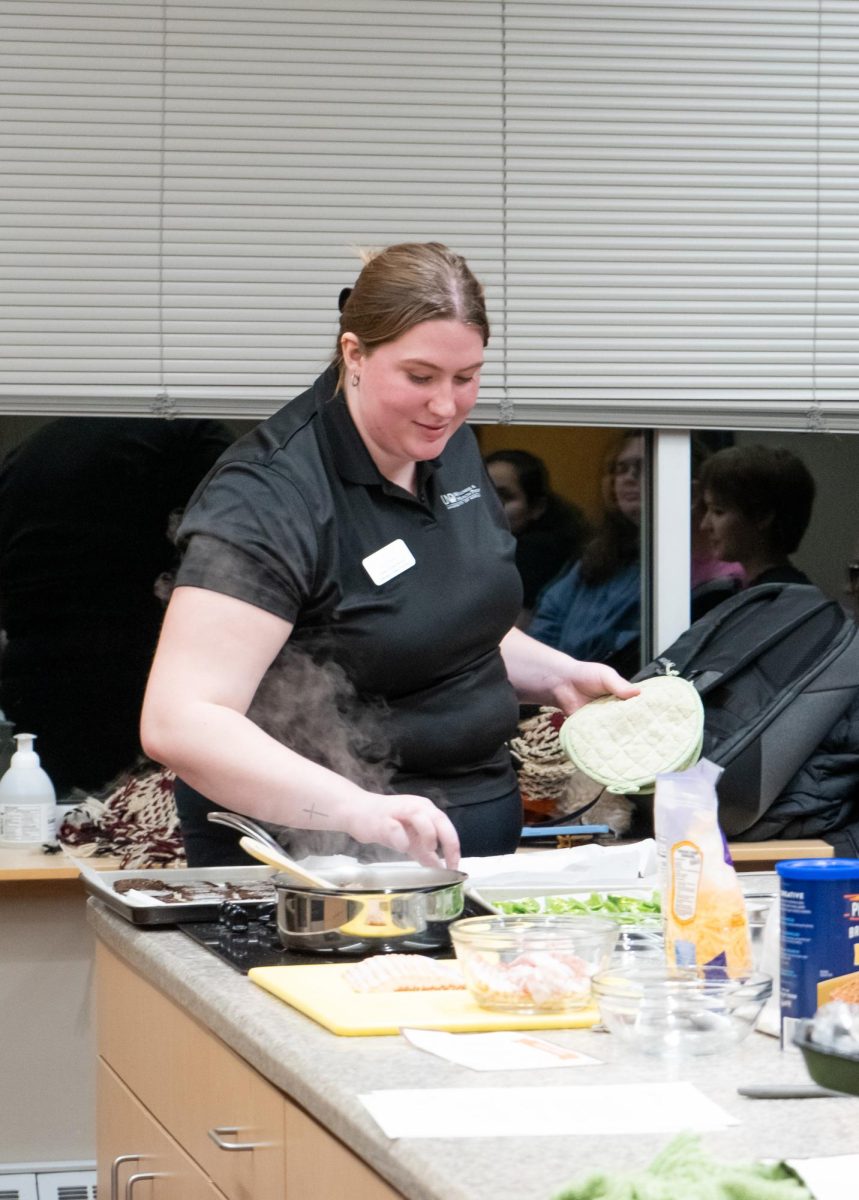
<box><xmin>0</xmin><ymin>732</ymin><xmax>57</xmax><ymax>846</ymax></box>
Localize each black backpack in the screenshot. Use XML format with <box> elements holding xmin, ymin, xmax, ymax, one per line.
<box><xmin>634</xmin><ymin>583</ymin><xmax>859</xmax><ymax>837</ymax></box>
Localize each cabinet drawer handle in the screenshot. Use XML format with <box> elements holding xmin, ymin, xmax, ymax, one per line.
<box><xmin>110</xmin><ymin>1153</ymin><xmax>139</xmax><ymax>1200</ymax></box>
<box><xmin>125</xmin><ymin>1171</ymin><xmax>156</xmax><ymax>1198</ymax></box>
<box><xmin>208</xmin><ymin>1125</ymin><xmax>258</xmax><ymax>1152</ymax></box>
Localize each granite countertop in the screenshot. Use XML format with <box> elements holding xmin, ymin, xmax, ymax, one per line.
<box><xmin>89</xmin><ymin>900</ymin><xmax>857</xmax><ymax>1200</ymax></box>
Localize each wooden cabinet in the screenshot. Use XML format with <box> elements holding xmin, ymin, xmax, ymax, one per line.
<box><xmin>97</xmin><ymin>943</ymin><xmax>284</xmax><ymax>1200</ymax></box>
<box><xmin>284</xmin><ymin>1100</ymin><xmax>402</xmax><ymax>1200</ymax></box>
<box><xmin>96</xmin><ymin>942</ymin><xmax>404</xmax><ymax>1200</ymax></box>
<box><xmin>98</xmin><ymin>1059</ymin><xmax>225</xmax><ymax>1199</ymax></box>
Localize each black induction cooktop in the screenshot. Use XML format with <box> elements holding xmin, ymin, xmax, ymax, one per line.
<box><xmin>180</xmin><ymin>895</ymin><xmax>491</xmax><ymax>973</ymax></box>
<box><xmin>180</xmin><ymin>902</ymin><xmax>300</xmax><ymax>972</ymax></box>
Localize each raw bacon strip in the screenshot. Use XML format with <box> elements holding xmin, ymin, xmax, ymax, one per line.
<box><xmin>463</xmin><ymin>950</ymin><xmax>592</xmax><ymax>1008</ymax></box>
<box><xmin>344</xmin><ymin>954</ymin><xmax>465</xmax><ymax>993</ymax></box>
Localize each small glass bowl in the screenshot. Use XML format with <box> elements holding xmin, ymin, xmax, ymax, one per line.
<box><xmin>591</xmin><ymin>963</ymin><xmax>773</xmax><ymax>1057</ymax></box>
<box><xmin>449</xmin><ymin>914</ymin><xmax>617</xmax><ymax>1014</ymax></box>
<box><xmin>610</xmin><ymin>923</ymin><xmax>666</xmax><ymax>967</ymax></box>
<box><xmin>743</xmin><ymin>891</ymin><xmax>778</xmax><ymax>970</ymax></box>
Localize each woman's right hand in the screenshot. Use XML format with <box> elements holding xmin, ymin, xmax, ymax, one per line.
<box><xmin>345</xmin><ymin>793</ymin><xmax>461</xmax><ymax>871</ymax></box>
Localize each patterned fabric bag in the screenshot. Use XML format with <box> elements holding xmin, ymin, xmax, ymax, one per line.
<box><xmin>59</xmin><ymin>759</ymin><xmax>185</xmax><ymax>868</ymax></box>
<box><xmin>510</xmin><ymin>707</ymin><xmax>635</xmax><ymax>834</ymax></box>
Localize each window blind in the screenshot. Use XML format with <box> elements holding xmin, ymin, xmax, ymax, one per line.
<box><xmin>0</xmin><ymin>0</ymin><xmax>504</xmax><ymax>418</ymax></box>
<box><xmin>1</xmin><ymin>2</ymin><xmax>164</xmax><ymax>413</ymax></box>
<box><xmin>500</xmin><ymin>0</ymin><xmax>859</xmax><ymax>431</ymax></box>
<box><xmin>1</xmin><ymin>1</ymin><xmax>857</xmax><ymax>430</ymax></box>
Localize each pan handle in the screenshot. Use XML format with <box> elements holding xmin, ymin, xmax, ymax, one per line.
<box><xmin>207</xmin><ymin>810</ymin><xmax>286</xmax><ymax>857</ymax></box>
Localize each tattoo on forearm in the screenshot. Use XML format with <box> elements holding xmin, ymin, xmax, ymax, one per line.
<box><xmin>302</xmin><ymin>802</ymin><xmax>329</xmax><ymax>825</ymax></box>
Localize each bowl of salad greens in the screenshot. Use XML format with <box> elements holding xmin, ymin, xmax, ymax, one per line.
<box><xmin>489</xmin><ymin>890</ymin><xmax>664</xmax><ymax>964</ymax></box>
<box><xmin>493</xmin><ymin>889</ymin><xmax>661</xmax><ymax>924</ymax></box>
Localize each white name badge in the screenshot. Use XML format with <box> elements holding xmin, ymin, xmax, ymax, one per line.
<box><xmin>362</xmin><ymin>538</ymin><xmax>416</xmax><ymax>586</ymax></box>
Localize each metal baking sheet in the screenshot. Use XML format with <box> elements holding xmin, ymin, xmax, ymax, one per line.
<box><xmin>79</xmin><ymin>863</ymin><xmax>278</xmax><ymax>926</ymax></box>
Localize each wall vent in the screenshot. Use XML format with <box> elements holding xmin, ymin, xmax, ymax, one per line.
<box><xmin>0</xmin><ymin>1176</ymin><xmax>38</xmax><ymax>1200</ymax></box>
<box><xmin>36</xmin><ymin>1174</ymin><xmax>96</xmax><ymax>1200</ymax></box>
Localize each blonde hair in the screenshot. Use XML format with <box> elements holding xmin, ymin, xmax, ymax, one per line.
<box><xmin>332</xmin><ymin>242</ymin><xmax>489</xmax><ymax>390</ymax></box>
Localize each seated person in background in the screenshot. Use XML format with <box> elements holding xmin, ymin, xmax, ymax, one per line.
<box><xmin>689</xmin><ymin>436</ymin><xmax>746</xmax><ymax>618</ymax></box>
<box><xmin>484</xmin><ymin>449</ymin><xmax>589</xmax><ymax>627</ymax></box>
<box><xmin>528</xmin><ymin>431</ymin><xmax>643</xmax><ymax>675</ymax></box>
<box><xmin>674</xmin><ymin>445</ymin><xmax>859</xmax><ymax>854</ymax></box>
<box><xmin>0</xmin><ymin>416</ymin><xmax>233</xmax><ymax>798</ymax></box>
<box><xmin>698</xmin><ymin>443</ymin><xmax>815</xmax><ymax>588</ymax></box>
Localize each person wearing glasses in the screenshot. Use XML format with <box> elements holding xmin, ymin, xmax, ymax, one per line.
<box><xmin>528</xmin><ymin>431</ymin><xmax>644</xmax><ymax>675</ymax></box>
<box><xmin>484</xmin><ymin>448</ymin><xmax>589</xmax><ymax>629</ymax></box>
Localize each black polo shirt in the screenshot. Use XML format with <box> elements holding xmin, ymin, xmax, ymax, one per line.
<box><xmin>176</xmin><ymin>367</ymin><xmax>523</xmax><ymax>806</ymax></box>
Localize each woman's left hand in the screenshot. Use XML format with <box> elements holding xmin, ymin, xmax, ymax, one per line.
<box><xmin>550</xmin><ymin>660</ymin><xmax>639</xmax><ymax>716</ymax></box>
<box><xmin>500</xmin><ymin>626</ymin><xmax>640</xmax><ymax>715</ymax></box>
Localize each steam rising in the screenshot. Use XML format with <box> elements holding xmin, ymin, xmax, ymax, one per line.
<box><xmin>173</xmin><ymin>536</ymin><xmax>420</xmax><ymax>860</ymax></box>
<box><xmin>247</xmin><ymin>642</ymin><xmax>401</xmax><ymax>860</ymax></box>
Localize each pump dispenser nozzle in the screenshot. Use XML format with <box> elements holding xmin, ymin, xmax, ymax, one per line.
<box><xmin>10</xmin><ymin>732</ymin><xmax>40</xmax><ymax>767</ymax></box>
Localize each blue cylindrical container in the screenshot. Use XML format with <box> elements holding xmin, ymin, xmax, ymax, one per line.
<box><xmin>776</xmin><ymin>858</ymin><xmax>859</xmax><ymax>1048</ymax></box>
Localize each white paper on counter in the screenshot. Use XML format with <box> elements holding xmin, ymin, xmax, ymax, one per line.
<box><xmin>786</xmin><ymin>1154</ymin><xmax>859</xmax><ymax>1199</ymax></box>
<box><xmin>460</xmin><ymin>839</ymin><xmax>657</xmax><ymax>890</ymax></box>
<box><xmin>401</xmin><ymin>1028</ymin><xmax>601</xmax><ymax>1072</ymax></box>
<box><xmin>359</xmin><ymin>1081</ymin><xmax>737</xmax><ymax>1139</ymax></box>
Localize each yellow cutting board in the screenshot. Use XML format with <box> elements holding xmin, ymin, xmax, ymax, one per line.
<box><xmin>248</xmin><ymin>961</ymin><xmax>600</xmax><ymax>1037</ymax></box>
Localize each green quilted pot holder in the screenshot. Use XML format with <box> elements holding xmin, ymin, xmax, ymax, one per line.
<box><xmin>558</xmin><ymin>675</ymin><xmax>704</xmax><ymax>795</ymax></box>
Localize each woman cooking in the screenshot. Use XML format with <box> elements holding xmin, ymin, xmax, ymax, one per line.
<box><xmin>141</xmin><ymin>242</ymin><xmax>637</xmax><ymax>869</ymax></box>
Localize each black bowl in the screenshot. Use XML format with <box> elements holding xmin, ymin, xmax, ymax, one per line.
<box><xmin>795</xmin><ymin>1022</ymin><xmax>859</xmax><ymax>1096</ymax></box>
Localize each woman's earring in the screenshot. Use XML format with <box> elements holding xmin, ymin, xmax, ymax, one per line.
<box><xmin>351</xmin><ymin>373</ymin><xmax>360</xmax><ymax>387</ymax></box>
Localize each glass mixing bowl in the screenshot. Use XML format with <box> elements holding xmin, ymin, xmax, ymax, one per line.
<box><xmin>449</xmin><ymin>914</ymin><xmax>617</xmax><ymax>1014</ymax></box>
<box><xmin>591</xmin><ymin>963</ymin><xmax>772</xmax><ymax>1057</ymax></box>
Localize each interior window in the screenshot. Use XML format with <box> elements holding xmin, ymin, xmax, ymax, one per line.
<box><xmin>477</xmin><ymin>423</ymin><xmax>859</xmax><ymax>676</ymax></box>
<box><xmin>0</xmin><ymin>414</ymin><xmax>255</xmax><ymax>799</ymax></box>
<box><xmin>0</xmin><ymin>414</ymin><xmax>854</xmax><ymax>806</ymax></box>
<box><xmin>476</xmin><ymin>423</ymin><xmax>649</xmax><ymax>677</ymax></box>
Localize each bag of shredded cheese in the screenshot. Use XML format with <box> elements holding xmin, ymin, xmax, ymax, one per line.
<box><xmin>654</xmin><ymin>758</ymin><xmax>752</xmax><ymax>979</ymax></box>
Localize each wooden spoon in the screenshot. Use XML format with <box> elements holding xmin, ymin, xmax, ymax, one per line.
<box><xmin>238</xmin><ymin>835</ymin><xmax>336</xmax><ymax>889</ymax></box>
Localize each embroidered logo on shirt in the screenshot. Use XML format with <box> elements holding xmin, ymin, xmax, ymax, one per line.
<box><xmin>440</xmin><ymin>484</ymin><xmax>481</xmax><ymax>509</ymax></box>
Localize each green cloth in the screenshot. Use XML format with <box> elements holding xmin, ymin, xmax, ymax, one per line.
<box><xmin>553</xmin><ymin>1134</ymin><xmax>812</xmax><ymax>1200</ymax></box>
